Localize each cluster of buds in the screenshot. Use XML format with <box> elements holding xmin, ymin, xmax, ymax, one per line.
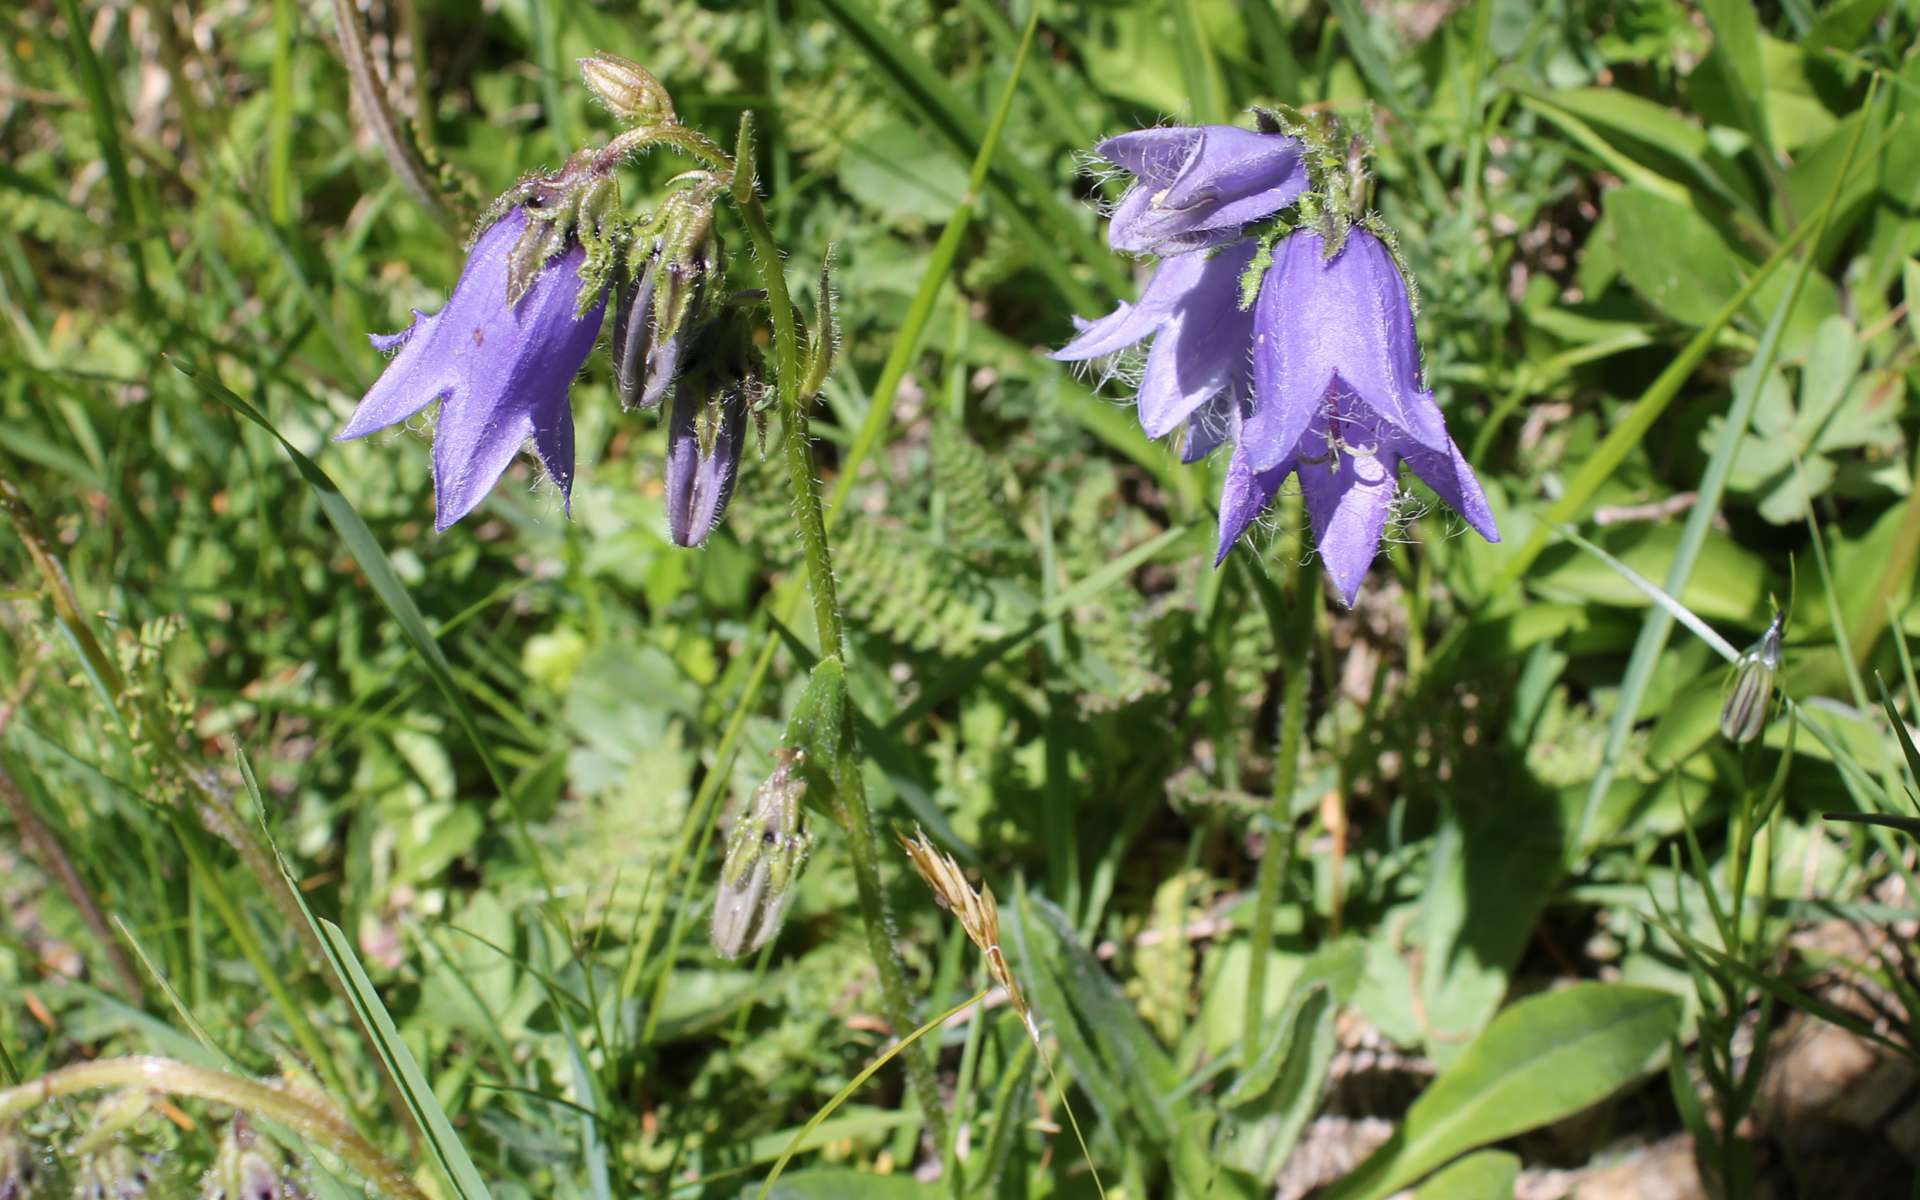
<box><xmin>335</xmin><ymin>53</ymin><xmax>826</xmax><ymax>547</ymax></box>
<box><xmin>607</xmin><ymin>172</ymin><xmax>768</xmax><ymax>547</ymax></box>
<box><xmin>710</xmin><ymin>748</ymin><xmax>814</xmax><ymax>959</ymax></box>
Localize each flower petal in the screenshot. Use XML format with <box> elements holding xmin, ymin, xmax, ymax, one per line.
<box><xmin>1401</xmin><ymin>436</ymin><xmax>1500</xmax><ymax>544</ymax></box>
<box><xmin>1136</xmin><ymin>240</ymin><xmax>1258</xmax><ymax>438</ymax></box>
<box><xmin>1052</xmin><ymin>250</ymin><xmax>1209</xmax><ymax>362</ymax></box>
<box><xmin>1107</xmin><ymin>126</ymin><xmax>1308</xmax><ymax>255</ymax></box>
<box><xmin>1214</xmin><ymin>438</ymin><xmax>1291</xmax><ymax>566</ymax></box>
<box><xmin>1096</xmin><ymin>127</ymin><xmax>1203</xmax><ymax>186</ymax></box>
<box><xmin>1299</xmin><ymin>441</ymin><xmax>1401</xmax><ymax>607</ymax></box>
<box><xmin>337</xmin><ymin>209</ymin><xmax>529</xmax><ymax>442</ymax></box>
<box><xmin>1180</xmin><ymin>384</ymin><xmax>1244</xmax><ymax>464</ymax></box>
<box><xmin>1318</xmin><ymin>230</ymin><xmax>1450</xmax><ymax>453</ymax></box>
<box><xmin>531</xmin><ymin>392</ymin><xmax>577</xmax><ymax>517</ymax></box>
<box><xmin>1244</xmin><ymin>239</ymin><xmax>1329</xmax><ymax>471</ymax></box>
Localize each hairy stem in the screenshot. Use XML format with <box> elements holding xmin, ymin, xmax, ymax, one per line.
<box><xmin>736</xmin><ymin>172</ymin><xmax>949</xmax><ymax>1148</ymax></box>
<box><xmin>1245</xmin><ymin>559</ymin><xmax>1320</xmax><ymax>1047</ymax></box>
<box><xmin>0</xmin><ymin>1057</ymin><xmax>427</xmax><ymax>1200</ymax></box>
<box><xmin>325</xmin><ymin>0</ymin><xmax>459</xmax><ymax>225</ymax></box>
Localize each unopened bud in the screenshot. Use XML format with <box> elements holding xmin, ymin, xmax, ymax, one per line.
<box><xmin>711</xmin><ymin>749</ymin><xmax>811</xmax><ymax>959</ymax></box>
<box><xmin>613</xmin><ymin>184</ymin><xmax>718</xmax><ymax>411</ymax></box>
<box><xmin>579</xmin><ymin>54</ymin><xmax>676</xmax><ymax>127</ymax></box>
<box><xmin>667</xmin><ymin>381</ymin><xmax>748</xmax><ymax>548</ymax></box>
<box><xmin>203</xmin><ymin>1115</ymin><xmax>305</xmax><ymax>1200</ymax></box>
<box><xmin>1720</xmin><ymin>610</ymin><xmax>1785</xmax><ymax>744</ymax></box>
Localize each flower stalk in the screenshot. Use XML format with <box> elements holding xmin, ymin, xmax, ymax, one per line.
<box><xmin>1243</xmin><ymin>553</ymin><xmax>1320</xmax><ymax>1047</ymax></box>
<box><xmin>731</xmin><ymin>115</ymin><xmax>948</xmax><ymax>1147</ymax></box>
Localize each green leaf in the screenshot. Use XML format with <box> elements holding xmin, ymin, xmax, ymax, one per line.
<box><xmin>318</xmin><ymin>918</ymin><xmax>494</xmax><ymax>1200</ymax></box>
<box><xmin>1604</xmin><ymin>188</ymin><xmax>1748</xmax><ymax>326</ymax></box>
<box><xmin>1324</xmin><ymin>983</ymin><xmax>1682</xmax><ymax>1200</ymax></box>
<box><xmin>1215</xmin><ymin>980</ymin><xmax>1337</xmax><ymax>1181</ymax></box>
<box><xmin>1698</xmin><ymin>0</ymin><xmax>1773</xmax><ymax>155</ymax></box>
<box><xmin>836</xmin><ymin>120</ymin><xmax>968</xmax><ymax>225</ymax></box>
<box><xmin>760</xmin><ymin>1172</ymin><xmax>941</xmax><ymax>1199</ymax></box>
<box><xmin>1411</xmin><ymin>1151</ymin><xmax>1521</xmax><ymax>1200</ymax></box>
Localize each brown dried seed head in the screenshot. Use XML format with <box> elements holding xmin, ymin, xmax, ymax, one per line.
<box><xmin>897</xmin><ymin>827</ymin><xmax>1035</xmax><ymax>1043</ymax></box>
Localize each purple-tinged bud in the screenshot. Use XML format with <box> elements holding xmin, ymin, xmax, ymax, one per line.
<box><xmin>203</xmin><ymin>1115</ymin><xmax>305</xmax><ymax>1200</ymax></box>
<box><xmin>711</xmin><ymin>749</ymin><xmax>811</xmax><ymax>960</ymax></box>
<box><xmin>665</xmin><ymin>382</ymin><xmax>748</xmax><ymax>548</ymax></box>
<box><xmin>612</xmin><ymin>184</ymin><xmax>718</xmax><ymax>411</ymax></box>
<box><xmin>578</xmin><ymin>53</ymin><xmax>676</xmax><ymax>127</ymax></box>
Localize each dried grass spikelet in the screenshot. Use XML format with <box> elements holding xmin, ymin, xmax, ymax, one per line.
<box><xmin>897</xmin><ymin>826</ymin><xmax>1039</xmax><ymax>1048</ymax></box>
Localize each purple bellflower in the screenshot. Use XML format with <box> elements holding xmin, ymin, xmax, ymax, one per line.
<box><xmin>336</xmin><ymin>205</ymin><xmax>609</xmax><ymax>531</ymax></box>
<box><xmin>1052</xmin><ymin>240</ymin><xmax>1258</xmax><ymax>446</ymax></box>
<box><xmin>1055</xmin><ymin>116</ymin><xmax>1499</xmax><ymax>605</ymax></box>
<box><xmin>1100</xmin><ymin>125</ymin><xmax>1309</xmax><ymax>256</ymax></box>
<box><xmin>1221</xmin><ymin>228</ymin><xmax>1498</xmax><ymax>605</ymax></box>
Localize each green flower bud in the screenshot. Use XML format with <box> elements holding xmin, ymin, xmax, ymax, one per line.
<box><xmin>578</xmin><ymin>54</ymin><xmax>677</xmax><ymax>128</ymax></box>
<box><xmin>711</xmin><ymin>749</ymin><xmax>812</xmax><ymax>960</ymax></box>
<box><xmin>1721</xmin><ymin>611</ymin><xmax>1785</xmax><ymax>745</ymax></box>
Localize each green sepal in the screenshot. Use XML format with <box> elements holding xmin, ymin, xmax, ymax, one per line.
<box><xmin>731</xmin><ymin>111</ymin><xmax>757</xmax><ymax>207</ymax></box>
<box><xmin>800</xmin><ymin>252</ymin><xmax>839</xmax><ymax>400</ymax></box>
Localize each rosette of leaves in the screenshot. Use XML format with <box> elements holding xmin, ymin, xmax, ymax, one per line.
<box><xmin>1709</xmin><ymin>315</ymin><xmax>1906</xmax><ymax>525</ymax></box>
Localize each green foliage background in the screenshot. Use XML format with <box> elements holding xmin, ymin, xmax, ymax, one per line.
<box><xmin>3</xmin><ymin>0</ymin><xmax>1919</xmax><ymax>1196</ymax></box>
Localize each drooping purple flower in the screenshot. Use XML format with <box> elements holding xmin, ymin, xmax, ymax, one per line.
<box><xmin>665</xmin><ymin>385</ymin><xmax>747</xmax><ymax>547</ymax></box>
<box><xmin>1242</xmin><ymin>228</ymin><xmax>1451</xmax><ymax>469</ymax></box>
<box><xmin>1050</xmin><ymin>240</ymin><xmax>1259</xmax><ymax>444</ymax></box>
<box><xmin>1214</xmin><ymin>227</ymin><xmax>1497</xmax><ymax>605</ymax></box>
<box><xmin>336</xmin><ymin>206</ymin><xmax>609</xmax><ymax>531</ymax></box>
<box><xmin>1099</xmin><ymin>125</ymin><xmax>1308</xmax><ymax>256</ymax></box>
<box><xmin>1216</xmin><ymin>387</ymin><xmax>1496</xmax><ymax>605</ymax></box>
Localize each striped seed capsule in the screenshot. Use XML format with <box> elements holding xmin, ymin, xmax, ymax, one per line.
<box><xmin>1720</xmin><ymin>611</ymin><xmax>1785</xmax><ymax>745</ymax></box>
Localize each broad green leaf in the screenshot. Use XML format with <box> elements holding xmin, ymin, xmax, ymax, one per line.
<box><xmin>1008</xmin><ymin>892</ymin><xmax>1184</xmax><ymax>1141</ymax></box>
<box><xmin>1604</xmin><ymin>187</ymin><xmax>1748</xmax><ymax>325</ymax></box>
<box><xmin>1215</xmin><ymin>980</ymin><xmax>1337</xmax><ymax>1181</ymax></box>
<box><xmin>1411</xmin><ymin>1151</ymin><xmax>1520</xmax><ymax>1200</ymax></box>
<box><xmin>1417</xmin><ymin>788</ymin><xmax>1568</xmax><ymax>1066</ymax></box>
<box><xmin>1698</xmin><ymin>0</ymin><xmax>1772</xmax><ymax>154</ymax></box>
<box><xmin>1325</xmin><ymin>984</ymin><xmax>1682</xmax><ymax>1200</ymax></box>
<box><xmin>836</xmin><ymin>119</ymin><xmax>968</xmax><ymax>225</ymax></box>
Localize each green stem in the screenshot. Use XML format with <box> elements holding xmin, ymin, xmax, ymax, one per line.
<box><xmin>0</xmin><ymin>1057</ymin><xmax>428</xmax><ymax>1200</ymax></box>
<box><xmin>1244</xmin><ymin>559</ymin><xmax>1320</xmax><ymax>1047</ymax></box>
<box><xmin>736</xmin><ymin>173</ymin><xmax>949</xmax><ymax>1149</ymax></box>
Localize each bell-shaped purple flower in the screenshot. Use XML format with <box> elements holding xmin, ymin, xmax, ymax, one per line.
<box><xmin>1216</xmin><ymin>388</ymin><xmax>1497</xmax><ymax>606</ymax></box>
<box><xmin>1220</xmin><ymin>228</ymin><xmax>1498</xmax><ymax>605</ymax></box>
<box><xmin>1050</xmin><ymin>240</ymin><xmax>1259</xmax><ymax>444</ymax></box>
<box><xmin>1242</xmin><ymin>228</ymin><xmax>1452</xmax><ymax>468</ymax></box>
<box><xmin>1100</xmin><ymin>125</ymin><xmax>1308</xmax><ymax>256</ymax></box>
<box><xmin>335</xmin><ymin>206</ymin><xmax>609</xmax><ymax>531</ymax></box>
<box><xmin>666</xmin><ymin>385</ymin><xmax>747</xmax><ymax>547</ymax></box>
